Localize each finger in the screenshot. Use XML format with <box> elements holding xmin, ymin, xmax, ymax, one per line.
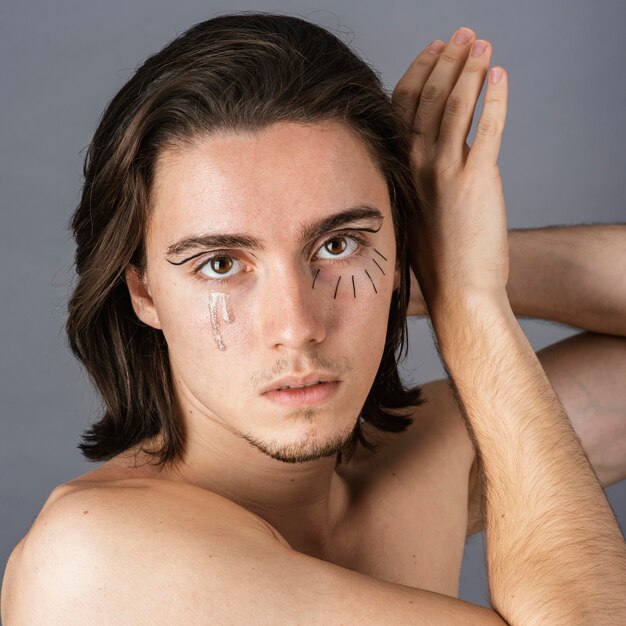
<box><xmin>466</xmin><ymin>66</ymin><xmax>508</xmax><ymax>169</ymax></box>
<box><xmin>437</xmin><ymin>39</ymin><xmax>492</xmax><ymax>164</ymax></box>
<box><xmin>391</xmin><ymin>39</ymin><xmax>446</xmax><ymax>130</ymax></box>
<box><xmin>412</xmin><ymin>27</ymin><xmax>477</xmax><ymax>147</ymax></box>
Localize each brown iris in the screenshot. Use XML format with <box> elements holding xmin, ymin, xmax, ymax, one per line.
<box><xmin>325</xmin><ymin>237</ymin><xmax>347</xmax><ymax>255</ymax></box>
<box><xmin>210</xmin><ymin>257</ymin><xmax>233</xmax><ymax>274</ymax></box>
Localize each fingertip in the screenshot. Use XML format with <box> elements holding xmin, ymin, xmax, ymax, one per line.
<box><xmin>426</xmin><ymin>40</ymin><xmax>446</xmax><ymax>55</ymax></box>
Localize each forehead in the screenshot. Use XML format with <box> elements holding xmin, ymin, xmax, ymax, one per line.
<box><xmin>148</xmin><ymin>121</ymin><xmax>390</xmax><ymax>244</ymax></box>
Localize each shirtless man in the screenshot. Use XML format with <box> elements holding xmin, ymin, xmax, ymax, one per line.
<box><xmin>2</xmin><ymin>13</ymin><xmax>626</xmax><ymax>625</ymax></box>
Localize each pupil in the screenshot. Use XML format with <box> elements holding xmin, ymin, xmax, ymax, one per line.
<box><xmin>212</xmin><ymin>257</ymin><xmax>231</xmax><ymax>274</ymax></box>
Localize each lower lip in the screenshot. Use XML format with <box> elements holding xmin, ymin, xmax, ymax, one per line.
<box><xmin>263</xmin><ymin>381</ymin><xmax>340</xmax><ymax>407</ymax></box>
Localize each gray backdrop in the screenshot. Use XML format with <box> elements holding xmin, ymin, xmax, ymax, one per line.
<box><xmin>1</xmin><ymin>0</ymin><xmax>625</xmax><ymax>610</ymax></box>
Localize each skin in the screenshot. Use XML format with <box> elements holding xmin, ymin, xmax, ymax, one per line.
<box><xmin>122</xmin><ymin>119</ymin><xmax>403</xmax><ymax>551</ymax></box>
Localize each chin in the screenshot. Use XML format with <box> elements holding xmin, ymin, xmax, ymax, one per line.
<box><xmin>241</xmin><ymin>416</ymin><xmax>358</xmax><ymax>464</ymax></box>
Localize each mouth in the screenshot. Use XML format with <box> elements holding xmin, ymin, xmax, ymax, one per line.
<box><xmin>262</xmin><ymin>373</ymin><xmax>339</xmax><ymax>395</ymax></box>
<box><xmin>275</xmin><ymin>380</ymin><xmax>329</xmax><ymax>391</ymax></box>
<box><xmin>262</xmin><ymin>381</ymin><xmax>340</xmax><ymax>407</ymax></box>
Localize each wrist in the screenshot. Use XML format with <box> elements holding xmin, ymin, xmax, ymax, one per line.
<box><xmin>429</xmin><ymin>287</ymin><xmax>512</xmax><ymax>321</ymax></box>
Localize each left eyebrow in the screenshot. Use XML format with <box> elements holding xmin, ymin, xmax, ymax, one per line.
<box><xmin>165</xmin><ymin>205</ymin><xmax>384</xmax><ymax>263</ymax></box>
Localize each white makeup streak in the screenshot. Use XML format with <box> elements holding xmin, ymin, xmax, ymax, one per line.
<box><xmin>208</xmin><ymin>291</ymin><xmax>234</xmax><ymax>351</ymax></box>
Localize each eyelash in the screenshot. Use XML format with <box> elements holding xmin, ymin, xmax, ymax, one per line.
<box><xmin>191</xmin><ymin>231</ymin><xmax>371</xmax><ymax>284</ymax></box>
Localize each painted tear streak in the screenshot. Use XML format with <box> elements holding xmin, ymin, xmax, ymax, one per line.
<box><xmin>208</xmin><ymin>291</ymin><xmax>234</xmax><ymax>351</ymax></box>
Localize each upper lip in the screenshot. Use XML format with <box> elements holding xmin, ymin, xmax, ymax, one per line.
<box><xmin>262</xmin><ymin>372</ymin><xmax>339</xmax><ymax>394</ymax></box>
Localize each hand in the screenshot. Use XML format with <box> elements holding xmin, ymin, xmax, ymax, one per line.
<box><xmin>392</xmin><ymin>28</ymin><xmax>509</xmax><ymax>311</ymax></box>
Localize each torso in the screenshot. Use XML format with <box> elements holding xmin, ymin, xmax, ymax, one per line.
<box><xmin>13</xmin><ymin>380</ymin><xmax>476</xmax><ymax>599</ymax></box>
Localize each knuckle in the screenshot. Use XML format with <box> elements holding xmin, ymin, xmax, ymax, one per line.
<box><xmin>419</xmin><ymin>82</ymin><xmax>443</xmax><ymax>105</ymax></box>
<box><xmin>392</xmin><ymin>85</ymin><xmax>418</xmax><ymax>104</ymax></box>
<box><xmin>439</xmin><ymin>51</ymin><xmax>458</xmax><ymax>64</ymax></box>
<box><xmin>443</xmin><ymin>94</ymin><xmax>468</xmax><ymax>117</ymax></box>
<box><xmin>414</xmin><ymin>55</ymin><xmax>436</xmax><ymax>68</ymax></box>
<box><xmin>485</xmin><ymin>95</ymin><xmax>503</xmax><ymax>105</ymax></box>
<box><xmin>464</xmin><ymin>61</ymin><xmax>486</xmax><ymax>74</ymax></box>
<box><xmin>476</xmin><ymin>116</ymin><xmax>501</xmax><ymax>137</ymax></box>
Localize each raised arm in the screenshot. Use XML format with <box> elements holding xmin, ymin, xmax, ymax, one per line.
<box><xmin>392</xmin><ymin>26</ymin><xmax>626</xmax><ymax>625</ymax></box>
<box><xmin>464</xmin><ymin>328</ymin><xmax>626</xmax><ymax>538</ymax></box>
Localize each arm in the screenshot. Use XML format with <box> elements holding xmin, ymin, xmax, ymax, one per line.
<box><xmin>392</xmin><ymin>27</ymin><xmax>626</xmax><ymax>625</ymax></box>
<box><xmin>410</xmin><ymin>223</ymin><xmax>626</xmax><ymax>338</ymax></box>
<box><xmin>508</xmin><ymin>224</ymin><xmax>626</xmax><ymax>335</ymax></box>
<box><xmin>3</xmin><ymin>483</ymin><xmax>510</xmax><ymax>625</ymax></box>
<box><xmin>435</xmin><ymin>292</ymin><xmax>626</xmax><ymax>624</ymax></box>
<box><xmin>466</xmin><ymin>329</ymin><xmax>626</xmax><ymax>538</ymax></box>
<box><xmin>414</xmin><ymin>224</ymin><xmax>626</xmax><ymax>500</ymax></box>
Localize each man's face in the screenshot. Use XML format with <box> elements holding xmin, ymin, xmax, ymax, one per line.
<box><xmin>133</xmin><ymin>120</ymin><xmax>400</xmax><ymax>463</ymax></box>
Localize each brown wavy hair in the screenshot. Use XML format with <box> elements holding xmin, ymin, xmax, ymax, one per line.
<box><xmin>67</xmin><ymin>11</ymin><xmax>425</xmax><ymax>469</ymax></box>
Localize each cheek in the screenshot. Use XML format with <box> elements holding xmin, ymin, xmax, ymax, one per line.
<box><xmin>313</xmin><ymin>242</ymin><xmax>394</xmax><ymax>321</ymax></box>
<box><xmin>152</xmin><ymin>282</ymin><xmax>240</xmax><ymax>364</ymax></box>
<box><xmin>169</xmin><ymin>290</ymin><xmax>247</xmax><ymax>357</ymax></box>
<box><xmin>313</xmin><ymin>249</ymin><xmax>394</xmax><ymax>359</ymax></box>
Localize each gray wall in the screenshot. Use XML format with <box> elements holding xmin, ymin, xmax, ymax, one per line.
<box><xmin>1</xmin><ymin>0</ymin><xmax>624</xmax><ymax>610</ymax></box>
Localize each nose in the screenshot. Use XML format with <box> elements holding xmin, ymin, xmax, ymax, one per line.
<box><xmin>260</xmin><ymin>265</ymin><xmax>327</xmax><ymax>351</ymax></box>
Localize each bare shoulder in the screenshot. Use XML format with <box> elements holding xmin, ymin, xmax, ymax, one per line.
<box><xmin>1</xmin><ymin>478</ymin><xmax>282</xmax><ymax>625</ymax></box>
<box><xmin>3</xmin><ymin>474</ymin><xmax>506</xmax><ymax>625</ymax></box>
<box><xmin>21</xmin><ymin>476</ymin><xmax>283</xmax><ymax>554</ymax></box>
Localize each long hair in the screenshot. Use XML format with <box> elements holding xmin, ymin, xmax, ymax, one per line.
<box><xmin>66</xmin><ymin>12</ymin><xmax>425</xmax><ymax>469</ymax></box>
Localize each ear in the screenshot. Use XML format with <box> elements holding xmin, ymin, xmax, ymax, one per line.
<box><xmin>125</xmin><ymin>265</ymin><xmax>162</xmax><ymax>329</ymax></box>
<box><xmin>393</xmin><ymin>258</ymin><xmax>401</xmax><ymax>292</ymax></box>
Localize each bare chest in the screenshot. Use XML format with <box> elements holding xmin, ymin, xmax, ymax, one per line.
<box><xmin>326</xmin><ymin>436</ymin><xmax>471</xmax><ymax>598</ymax></box>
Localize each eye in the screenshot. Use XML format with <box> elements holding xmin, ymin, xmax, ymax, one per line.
<box><xmin>196</xmin><ymin>255</ymin><xmax>242</xmax><ymax>281</ymax></box>
<box><xmin>314</xmin><ymin>233</ymin><xmax>367</xmax><ymax>262</ymax></box>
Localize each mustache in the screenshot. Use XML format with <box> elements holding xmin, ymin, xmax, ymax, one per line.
<box><xmin>247</xmin><ymin>354</ymin><xmax>353</xmax><ymax>393</ymax></box>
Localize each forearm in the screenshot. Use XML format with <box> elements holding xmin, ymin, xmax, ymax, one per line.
<box><xmin>430</xmin><ymin>291</ymin><xmax>626</xmax><ymax>625</ymax></box>
<box><xmin>409</xmin><ymin>225</ymin><xmax>626</xmax><ymax>336</ymax></box>
<box><xmin>507</xmin><ymin>224</ymin><xmax>626</xmax><ymax>336</ymax></box>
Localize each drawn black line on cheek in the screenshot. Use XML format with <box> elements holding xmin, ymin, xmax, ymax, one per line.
<box><xmin>363</xmin><ymin>269</ymin><xmax>378</xmax><ymax>294</ymax></box>
<box><xmin>372</xmin><ymin>258</ymin><xmax>386</xmax><ymax>276</ymax></box>
<box><xmin>312</xmin><ymin>268</ymin><xmax>321</xmax><ymax>289</ymax></box>
<box><xmin>333</xmin><ymin>275</ymin><xmax>342</xmax><ymax>299</ymax></box>
<box><xmin>351</xmin><ymin>275</ymin><xmax>356</xmax><ymax>298</ymax></box>
<box><xmin>374</xmin><ymin>248</ymin><xmax>388</xmax><ymax>262</ymax></box>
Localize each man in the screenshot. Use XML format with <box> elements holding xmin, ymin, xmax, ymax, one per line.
<box><xmin>2</xmin><ymin>13</ymin><xmax>625</xmax><ymax>624</ymax></box>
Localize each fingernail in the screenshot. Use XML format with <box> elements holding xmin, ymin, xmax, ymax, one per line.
<box><xmin>454</xmin><ymin>27</ymin><xmax>473</xmax><ymax>45</ymax></box>
<box><xmin>471</xmin><ymin>40</ymin><xmax>487</xmax><ymax>56</ymax></box>
<box><xmin>490</xmin><ymin>67</ymin><xmax>503</xmax><ymax>83</ymax></box>
<box><xmin>427</xmin><ymin>40</ymin><xmax>446</xmax><ymax>54</ymax></box>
